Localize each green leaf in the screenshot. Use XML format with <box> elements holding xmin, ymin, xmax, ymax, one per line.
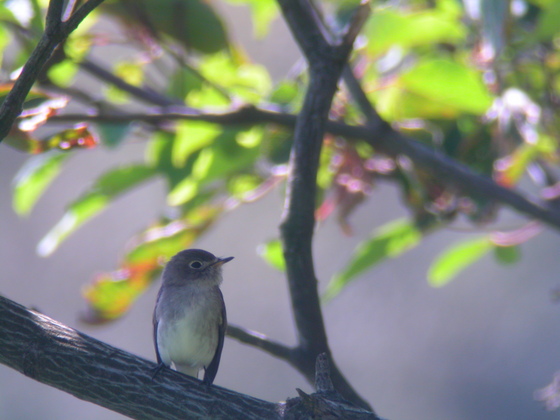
<box><xmin>227</xmin><ymin>174</ymin><xmax>263</xmax><ymax>198</ymax></box>
<box><xmin>167</xmin><ymin>67</ymin><xmax>204</xmax><ymax>101</ymax></box>
<box><xmin>223</xmin><ymin>0</ymin><xmax>279</xmax><ymax>38</ymax></box>
<box><xmin>365</xmin><ymin>7</ymin><xmax>465</xmax><ymax>55</ymax></box>
<box><xmin>95</xmin><ymin>122</ymin><xmax>132</xmax><ymax>148</ymax></box>
<box><xmin>37</xmin><ymin>165</ymin><xmax>157</xmax><ymax>256</ymax></box>
<box><xmin>258</xmin><ymin>239</ymin><xmax>285</xmax><ymax>271</ymax></box>
<box><xmin>494</xmin><ymin>245</ymin><xmax>521</xmax><ymax>265</ymax></box>
<box><xmin>270</xmin><ymin>80</ymin><xmax>300</xmax><ymax>106</ymax></box>
<box><xmin>172</xmin><ymin>121</ymin><xmax>220</xmax><ymax>167</ymax></box>
<box><xmin>167</xmin><ymin>128</ymin><xmax>261</xmax><ymax>206</ymax></box>
<box><xmin>324</xmin><ymin>219</ymin><xmax>422</xmax><ymax>301</ymax></box>
<box><xmin>428</xmin><ymin>237</ymin><xmax>492</xmax><ymax>287</ymax></box>
<box><xmin>197</xmin><ymin>53</ymin><xmax>271</xmax><ymax>103</ymax></box>
<box><xmin>47</xmin><ymin>60</ymin><xmax>78</xmax><ymax>87</ymax></box>
<box><xmin>401</xmin><ymin>59</ymin><xmax>494</xmax><ymax>115</ymax></box>
<box><xmin>168</xmin><ymin>177</ymin><xmax>199</xmax><ymax>207</ymax></box>
<box><xmin>12</xmin><ymin>151</ymin><xmax>70</xmax><ymax>216</ymax></box>
<box><xmin>102</xmin><ymin>0</ymin><xmax>229</xmax><ymax>54</ymax></box>
<box><xmin>248</xmin><ymin>0</ymin><xmax>278</xmax><ymax>38</ymax></box>
<box><xmin>531</xmin><ymin>1</ymin><xmax>560</xmax><ymax>42</ymax></box>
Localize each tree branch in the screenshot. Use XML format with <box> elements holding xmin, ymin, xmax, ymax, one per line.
<box><xmin>49</xmin><ymin>104</ymin><xmax>560</xmax><ymax>231</ymax></box>
<box><xmin>0</xmin><ymin>0</ymin><xmax>106</xmax><ymax>143</ymax></box>
<box><xmin>79</xmin><ymin>59</ymin><xmax>183</xmax><ymax>108</ymax></box>
<box><xmin>0</xmin><ymin>295</ymin><xmax>380</xmax><ymax>419</ymax></box>
<box><xmin>0</xmin><ymin>295</ymin><xmax>278</xmax><ymax>419</ymax></box>
<box><xmin>226</xmin><ymin>324</ymin><xmax>293</xmax><ymax>362</ymax></box>
<box><xmin>277</xmin><ymin>0</ymin><xmax>374</xmax><ymax>412</ymax></box>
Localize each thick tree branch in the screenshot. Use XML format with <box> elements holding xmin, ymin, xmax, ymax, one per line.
<box><xmin>0</xmin><ymin>295</ymin><xmax>277</xmax><ymax>419</ymax></box>
<box><xmin>277</xmin><ymin>0</ymin><xmax>374</xmax><ymax>412</ymax></box>
<box><xmin>0</xmin><ymin>0</ymin><xmax>105</xmax><ymax>143</ymax></box>
<box><xmin>0</xmin><ymin>295</ymin><xmax>380</xmax><ymax>419</ymax></box>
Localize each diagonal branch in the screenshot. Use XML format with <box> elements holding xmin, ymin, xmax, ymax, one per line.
<box><xmin>277</xmin><ymin>0</ymin><xmax>375</xmax><ymax>412</ymax></box>
<box><xmin>79</xmin><ymin>59</ymin><xmax>183</xmax><ymax>107</ymax></box>
<box><xmin>227</xmin><ymin>324</ymin><xmax>293</xmax><ymax>361</ymax></box>
<box><xmin>0</xmin><ymin>0</ymin><xmax>105</xmax><ymax>143</ymax></box>
<box><xmin>0</xmin><ymin>295</ymin><xmax>280</xmax><ymax>420</ymax></box>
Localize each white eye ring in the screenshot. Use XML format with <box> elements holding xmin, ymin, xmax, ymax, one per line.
<box><xmin>189</xmin><ymin>260</ymin><xmax>203</xmax><ymax>269</ymax></box>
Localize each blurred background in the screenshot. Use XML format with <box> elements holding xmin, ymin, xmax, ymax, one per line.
<box><xmin>2</xmin><ymin>1</ymin><xmax>560</xmax><ymax>420</ymax></box>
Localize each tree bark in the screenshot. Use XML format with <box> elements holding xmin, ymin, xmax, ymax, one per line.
<box><xmin>0</xmin><ymin>294</ymin><xmax>380</xmax><ymax>419</ymax></box>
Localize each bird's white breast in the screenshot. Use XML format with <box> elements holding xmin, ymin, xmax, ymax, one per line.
<box><xmin>157</xmin><ymin>295</ymin><xmax>220</xmax><ymax>372</ymax></box>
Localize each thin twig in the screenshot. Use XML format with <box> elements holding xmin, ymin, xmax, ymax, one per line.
<box><xmin>48</xmin><ymin>104</ymin><xmax>560</xmax><ymax>231</ymax></box>
<box><xmin>79</xmin><ymin>59</ymin><xmax>183</xmax><ymax>107</ymax></box>
<box><xmin>0</xmin><ymin>0</ymin><xmax>106</xmax><ymax>143</ymax></box>
<box><xmin>226</xmin><ymin>325</ymin><xmax>293</xmax><ymax>361</ymax></box>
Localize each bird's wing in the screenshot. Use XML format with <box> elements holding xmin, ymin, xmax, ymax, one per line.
<box><xmin>203</xmin><ymin>290</ymin><xmax>227</xmax><ymax>385</ymax></box>
<box><xmin>153</xmin><ymin>300</ymin><xmax>163</xmax><ymax>365</ymax></box>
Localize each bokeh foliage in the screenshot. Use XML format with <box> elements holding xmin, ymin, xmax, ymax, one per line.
<box><xmin>3</xmin><ymin>0</ymin><xmax>560</xmax><ymax>323</ymax></box>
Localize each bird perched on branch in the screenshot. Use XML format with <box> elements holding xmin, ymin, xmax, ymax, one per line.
<box><xmin>153</xmin><ymin>249</ymin><xmax>233</xmax><ymax>384</ymax></box>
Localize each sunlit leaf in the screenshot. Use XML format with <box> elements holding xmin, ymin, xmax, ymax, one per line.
<box><xmin>495</xmin><ymin>134</ymin><xmax>557</xmax><ymax>187</ymax></box>
<box><xmin>494</xmin><ymin>144</ymin><xmax>539</xmax><ymax>187</ymax></box>
<box><xmin>126</xmin><ymin>208</ymin><xmax>220</xmax><ymax>264</ymax></box>
<box><xmin>324</xmin><ymin>219</ymin><xmax>422</xmax><ymax>301</ymax></box>
<box><xmin>5</xmin><ymin>125</ymin><xmax>97</xmax><ymax>154</ymax></box>
<box><xmin>197</xmin><ymin>53</ymin><xmax>271</xmax><ymax>103</ymax></box>
<box><xmin>167</xmin><ymin>128</ymin><xmax>261</xmax><ymax>206</ymax></box>
<box><xmin>198</xmin><ymin>129</ymin><xmax>261</xmax><ymax>182</ymax></box>
<box><xmin>365</xmin><ymin>6</ymin><xmax>465</xmax><ymax>55</ymax></box>
<box><xmin>12</xmin><ymin>151</ymin><xmax>70</xmax><ymax>216</ymax></box>
<box><xmin>167</xmin><ymin>67</ymin><xmax>204</xmax><ymax>101</ymax></box>
<box><xmin>172</xmin><ymin>121</ymin><xmax>220</xmax><ymax>167</ymax></box>
<box><xmin>401</xmin><ymin>59</ymin><xmax>493</xmax><ymax>115</ymax></box>
<box><xmin>168</xmin><ymin>177</ymin><xmax>199</xmax><ymax>206</ymax></box>
<box><xmin>0</xmin><ymin>4</ymin><xmax>21</xmax><ymax>25</ymax></box>
<box><xmin>227</xmin><ymin>174</ymin><xmax>262</xmax><ymax>198</ymax></box>
<box><xmin>186</xmin><ymin>84</ymin><xmax>231</xmax><ymax>108</ymax></box>
<box><xmin>37</xmin><ymin>165</ymin><xmax>157</xmax><ymax>256</ymax></box>
<box><xmin>428</xmin><ymin>237</ymin><xmax>492</xmax><ymax>287</ymax></box>
<box><xmin>44</xmin><ymin>125</ymin><xmax>99</xmax><ymax>151</ymax></box>
<box><xmin>258</xmin><ymin>239</ymin><xmax>285</xmax><ymax>271</ymax></box>
<box><xmin>47</xmin><ymin>60</ymin><xmax>78</xmax><ymax>87</ymax></box>
<box><xmin>0</xmin><ymin>23</ymin><xmax>10</xmax><ymax>66</ymax></box>
<box><xmin>224</xmin><ymin>0</ymin><xmax>278</xmax><ymax>38</ymax></box>
<box><xmin>270</xmin><ymin>80</ymin><xmax>300</xmax><ymax>106</ymax></box>
<box><xmin>82</xmin><ymin>269</ymin><xmax>151</xmax><ymax>323</ymax></box>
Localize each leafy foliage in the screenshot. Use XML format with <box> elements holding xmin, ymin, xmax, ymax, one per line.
<box><xmin>5</xmin><ymin>0</ymin><xmax>560</xmax><ymax>320</ymax></box>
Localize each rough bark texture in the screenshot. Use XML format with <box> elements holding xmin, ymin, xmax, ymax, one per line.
<box><xmin>0</xmin><ymin>295</ymin><xmax>279</xmax><ymax>420</ymax></box>
<box><xmin>0</xmin><ymin>294</ymin><xmax>380</xmax><ymax>419</ymax></box>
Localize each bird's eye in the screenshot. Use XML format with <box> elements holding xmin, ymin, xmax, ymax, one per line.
<box><xmin>189</xmin><ymin>261</ymin><xmax>203</xmax><ymax>269</ymax></box>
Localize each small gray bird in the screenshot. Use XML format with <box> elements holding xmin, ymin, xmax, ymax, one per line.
<box><xmin>153</xmin><ymin>249</ymin><xmax>233</xmax><ymax>384</ymax></box>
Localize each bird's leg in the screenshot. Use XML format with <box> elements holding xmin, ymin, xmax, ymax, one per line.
<box><xmin>151</xmin><ymin>362</ymin><xmax>167</xmax><ymax>380</ymax></box>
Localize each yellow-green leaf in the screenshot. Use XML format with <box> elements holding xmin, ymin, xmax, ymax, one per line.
<box><xmin>37</xmin><ymin>165</ymin><xmax>157</xmax><ymax>256</ymax></box>
<box><xmin>258</xmin><ymin>239</ymin><xmax>285</xmax><ymax>271</ymax></box>
<box><xmin>324</xmin><ymin>219</ymin><xmax>422</xmax><ymax>301</ymax></box>
<box><xmin>428</xmin><ymin>237</ymin><xmax>492</xmax><ymax>287</ymax></box>
<box><xmin>12</xmin><ymin>151</ymin><xmax>70</xmax><ymax>216</ymax></box>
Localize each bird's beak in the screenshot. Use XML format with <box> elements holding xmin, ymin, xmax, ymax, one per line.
<box><xmin>213</xmin><ymin>256</ymin><xmax>234</xmax><ymax>267</ymax></box>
